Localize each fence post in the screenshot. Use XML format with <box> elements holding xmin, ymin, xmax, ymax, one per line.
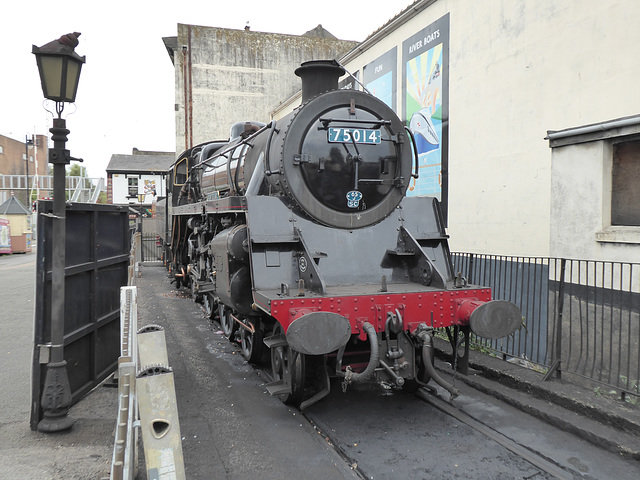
<box><xmin>139</xmin><ymin>215</ymin><xmax>145</xmax><ymax>263</ymax></box>
<box><xmin>544</xmin><ymin>258</ymin><xmax>566</xmax><ymax>381</ymax></box>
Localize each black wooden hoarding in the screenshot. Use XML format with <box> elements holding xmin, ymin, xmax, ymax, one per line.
<box><xmin>30</xmin><ymin>201</ymin><xmax>130</xmax><ymax>430</ymax></box>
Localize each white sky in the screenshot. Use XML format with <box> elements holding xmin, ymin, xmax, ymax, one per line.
<box><xmin>0</xmin><ymin>0</ymin><xmax>415</xmax><ymax>178</ymax></box>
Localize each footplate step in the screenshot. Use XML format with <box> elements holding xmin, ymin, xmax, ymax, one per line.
<box><xmin>265</xmin><ymin>380</ymin><xmax>291</xmax><ymax>396</ymax></box>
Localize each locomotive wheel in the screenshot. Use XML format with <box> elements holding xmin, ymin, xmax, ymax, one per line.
<box><xmin>219</xmin><ymin>305</ymin><xmax>237</xmax><ymax>339</ymax></box>
<box><xmin>202</xmin><ymin>261</ymin><xmax>216</xmax><ymax>319</ymax></box>
<box><xmin>191</xmin><ymin>279</ymin><xmax>203</xmax><ymax>304</ymax></box>
<box><xmin>240</xmin><ymin>319</ymin><xmax>263</xmax><ymax>363</ymax></box>
<box><xmin>202</xmin><ymin>293</ymin><xmax>215</xmax><ymax>319</ymax></box>
<box><xmin>270</xmin><ymin>324</ymin><xmax>305</xmax><ymax>406</ymax></box>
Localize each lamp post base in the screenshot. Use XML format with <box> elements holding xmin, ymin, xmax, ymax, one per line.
<box><xmin>37</xmin><ymin>360</ymin><xmax>75</xmax><ymax>432</ymax></box>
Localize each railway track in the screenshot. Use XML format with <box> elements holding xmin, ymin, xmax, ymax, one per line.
<box><xmin>415</xmin><ymin>387</ymin><xmax>572</xmax><ymax>480</ymax></box>
<box><xmin>229</xmin><ymin>318</ymin><xmax>579</xmax><ymax>479</ymax></box>
<box><xmin>300</xmin><ymin>381</ymin><xmax>565</xmax><ymax>480</ymax></box>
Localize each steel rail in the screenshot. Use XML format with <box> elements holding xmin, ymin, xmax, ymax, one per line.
<box><xmin>416</xmin><ymin>388</ymin><xmax>573</xmax><ymax>480</ymax></box>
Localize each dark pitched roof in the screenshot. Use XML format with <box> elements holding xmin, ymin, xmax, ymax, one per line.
<box><xmin>106</xmin><ymin>148</ymin><xmax>175</xmax><ymax>174</ymax></box>
<box><xmin>303</xmin><ymin>24</ymin><xmax>338</xmax><ymax>39</ymax></box>
<box><xmin>0</xmin><ymin>195</ymin><xmax>30</xmax><ymax>215</ymax></box>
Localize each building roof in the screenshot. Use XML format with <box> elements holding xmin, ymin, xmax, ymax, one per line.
<box><xmin>106</xmin><ymin>148</ymin><xmax>175</xmax><ymax>174</ymax></box>
<box><xmin>302</xmin><ymin>24</ymin><xmax>338</xmax><ymax>39</ymax></box>
<box><xmin>0</xmin><ymin>195</ymin><xmax>30</xmax><ymax>215</ymax></box>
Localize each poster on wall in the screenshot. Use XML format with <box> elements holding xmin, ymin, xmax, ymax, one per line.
<box><xmin>144</xmin><ymin>179</ymin><xmax>157</xmax><ymax>196</ymax></box>
<box><xmin>402</xmin><ymin>13</ymin><xmax>449</xmax><ymax>215</ymax></box>
<box><xmin>363</xmin><ymin>48</ymin><xmax>397</xmax><ymax>111</ymax></box>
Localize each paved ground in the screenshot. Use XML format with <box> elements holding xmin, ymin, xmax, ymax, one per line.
<box><xmin>136</xmin><ymin>265</ymin><xmax>359</xmax><ymax>479</ymax></box>
<box><xmin>0</xmin><ymin>257</ymin><xmax>357</xmax><ymax>480</ymax></box>
<box><xmin>1</xmin><ymin>256</ymin><xmax>638</xmax><ymax>479</ymax></box>
<box><xmin>0</xmin><ymin>251</ymin><xmax>117</xmax><ymax>479</ymax></box>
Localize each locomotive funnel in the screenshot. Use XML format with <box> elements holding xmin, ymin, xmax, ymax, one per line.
<box><xmin>295</xmin><ymin>60</ymin><xmax>345</xmax><ymax>102</ymax></box>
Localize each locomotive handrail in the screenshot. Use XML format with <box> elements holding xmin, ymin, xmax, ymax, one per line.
<box><xmin>335</xmin><ymin>60</ymin><xmax>373</xmax><ymax>96</ymax></box>
<box><xmin>317</xmin><ymin>117</ymin><xmax>391</xmax><ymax>130</ymax></box>
<box><xmin>404</xmin><ymin>126</ymin><xmax>420</xmax><ymax>179</ymax></box>
<box><xmin>232</xmin><ymin>145</ymin><xmax>249</xmax><ymax>194</ymax></box>
<box><xmin>264</xmin><ymin>121</ymin><xmax>280</xmax><ymax>176</ymax></box>
<box><xmin>194</xmin><ymin>122</ymin><xmax>271</xmax><ymax>170</ymax></box>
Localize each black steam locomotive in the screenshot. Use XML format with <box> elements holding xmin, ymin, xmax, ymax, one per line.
<box><xmin>157</xmin><ymin>60</ymin><xmax>520</xmax><ymax>409</ymax></box>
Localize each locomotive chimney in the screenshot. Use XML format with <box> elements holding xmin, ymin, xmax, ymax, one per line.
<box><xmin>295</xmin><ymin>60</ymin><xmax>345</xmax><ymax>103</ymax></box>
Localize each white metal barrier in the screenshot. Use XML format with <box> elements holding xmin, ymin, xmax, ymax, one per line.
<box><xmin>110</xmin><ymin>287</ymin><xmax>185</xmax><ymax>479</ymax></box>
<box><xmin>111</xmin><ymin>287</ymin><xmax>139</xmax><ymax>480</ymax></box>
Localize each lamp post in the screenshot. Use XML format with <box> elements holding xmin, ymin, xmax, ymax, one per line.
<box><xmin>137</xmin><ymin>193</ymin><xmax>146</xmax><ymax>261</ymax></box>
<box><xmin>32</xmin><ymin>32</ymin><xmax>85</xmax><ymax>433</ymax></box>
<box><xmin>25</xmin><ymin>135</ymin><xmax>34</xmax><ymax>207</ymax></box>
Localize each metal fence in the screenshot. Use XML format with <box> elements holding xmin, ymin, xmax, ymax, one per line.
<box><xmin>0</xmin><ymin>174</ymin><xmax>105</xmax><ymax>203</ymax></box>
<box><xmin>129</xmin><ymin>217</ymin><xmax>164</xmax><ymax>264</ymax></box>
<box><xmin>140</xmin><ymin>233</ymin><xmax>163</xmax><ymax>263</ymax></box>
<box><xmin>451</xmin><ymin>253</ymin><xmax>640</xmax><ymax>398</ymax></box>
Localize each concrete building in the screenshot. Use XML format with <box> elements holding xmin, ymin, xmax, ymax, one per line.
<box><xmin>549</xmin><ymin>115</ymin><xmax>640</xmax><ymax>266</ymax></box>
<box><xmin>163</xmin><ymin>24</ymin><xmax>358</xmax><ymax>154</ymax></box>
<box><xmin>106</xmin><ymin>148</ymin><xmax>175</xmax><ymax>205</ymax></box>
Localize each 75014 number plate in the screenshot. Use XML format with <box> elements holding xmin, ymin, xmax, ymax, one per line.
<box><xmin>328</xmin><ymin>127</ymin><xmax>381</xmax><ymax>144</ymax></box>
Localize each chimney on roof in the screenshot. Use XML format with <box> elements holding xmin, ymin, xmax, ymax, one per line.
<box><xmin>245</xmin><ymin>22</ymin><xmax>250</xmax><ymax>31</ymax></box>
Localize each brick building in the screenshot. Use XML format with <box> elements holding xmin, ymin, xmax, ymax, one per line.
<box><xmin>0</xmin><ymin>134</ymin><xmax>48</xmax><ymax>205</ymax></box>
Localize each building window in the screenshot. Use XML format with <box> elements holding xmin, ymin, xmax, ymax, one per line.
<box><xmin>128</xmin><ymin>177</ymin><xmax>138</xmax><ymax>197</ymax></box>
<box><xmin>612</xmin><ymin>139</ymin><xmax>640</xmax><ymax>226</ymax></box>
<box><xmin>30</xmin><ymin>155</ymin><xmax>34</xmax><ymax>163</ymax></box>
<box><xmin>0</xmin><ymin>146</ymin><xmax>3</xmax><ymax>154</ymax></box>
<box><xmin>23</xmin><ymin>153</ymin><xmax>27</xmax><ymax>161</ymax></box>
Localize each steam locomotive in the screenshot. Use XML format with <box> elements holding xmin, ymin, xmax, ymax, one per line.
<box><xmin>158</xmin><ymin>60</ymin><xmax>521</xmax><ymax>409</ymax></box>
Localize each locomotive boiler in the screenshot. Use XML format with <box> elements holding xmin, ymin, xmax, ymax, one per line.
<box><xmin>160</xmin><ymin>60</ymin><xmax>521</xmax><ymax>409</ymax></box>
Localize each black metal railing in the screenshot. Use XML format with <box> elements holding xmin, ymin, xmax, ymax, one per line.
<box><xmin>140</xmin><ymin>232</ymin><xmax>164</xmax><ymax>263</ymax></box>
<box><xmin>452</xmin><ymin>253</ymin><xmax>640</xmax><ymax>399</ymax></box>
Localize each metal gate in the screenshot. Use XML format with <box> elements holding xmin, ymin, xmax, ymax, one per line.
<box><xmin>30</xmin><ymin>201</ymin><xmax>130</xmax><ymax>430</ymax></box>
<box><xmin>140</xmin><ymin>216</ymin><xmax>164</xmax><ymax>264</ymax></box>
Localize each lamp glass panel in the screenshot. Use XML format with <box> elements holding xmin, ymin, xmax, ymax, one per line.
<box><xmin>65</xmin><ymin>60</ymin><xmax>81</xmax><ymax>101</ymax></box>
<box><xmin>40</xmin><ymin>56</ymin><xmax>63</xmax><ymax>99</ymax></box>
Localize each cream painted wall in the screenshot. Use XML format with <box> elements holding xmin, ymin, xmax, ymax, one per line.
<box><xmin>549</xmin><ymin>118</ymin><xmax>640</xmax><ymax>266</ymax></box>
<box><xmin>443</xmin><ymin>0</ymin><xmax>640</xmax><ymax>257</ymax></box>
<box><xmin>275</xmin><ymin>0</ymin><xmax>640</xmax><ymax>258</ymax></box>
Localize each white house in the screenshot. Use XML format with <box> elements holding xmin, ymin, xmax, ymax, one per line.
<box><xmin>106</xmin><ymin>148</ymin><xmax>175</xmax><ymax>205</ymax></box>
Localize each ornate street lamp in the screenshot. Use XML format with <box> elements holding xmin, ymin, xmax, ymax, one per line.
<box><xmin>32</xmin><ymin>33</ymin><xmax>85</xmax><ymax>104</ymax></box>
<box><xmin>32</xmin><ymin>32</ymin><xmax>85</xmax><ymax>433</ymax></box>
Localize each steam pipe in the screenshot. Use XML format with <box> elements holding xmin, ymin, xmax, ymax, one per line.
<box><xmin>337</xmin><ymin>322</ymin><xmax>379</xmax><ymax>383</ymax></box>
<box><xmin>418</xmin><ymin>331</ymin><xmax>460</xmax><ymax>399</ymax></box>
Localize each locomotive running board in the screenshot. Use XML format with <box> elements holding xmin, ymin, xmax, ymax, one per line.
<box><xmin>265</xmin><ymin>380</ymin><xmax>291</xmax><ymax>396</ymax></box>
<box><xmin>263</xmin><ymin>333</ymin><xmax>287</xmax><ymax>349</ymax></box>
